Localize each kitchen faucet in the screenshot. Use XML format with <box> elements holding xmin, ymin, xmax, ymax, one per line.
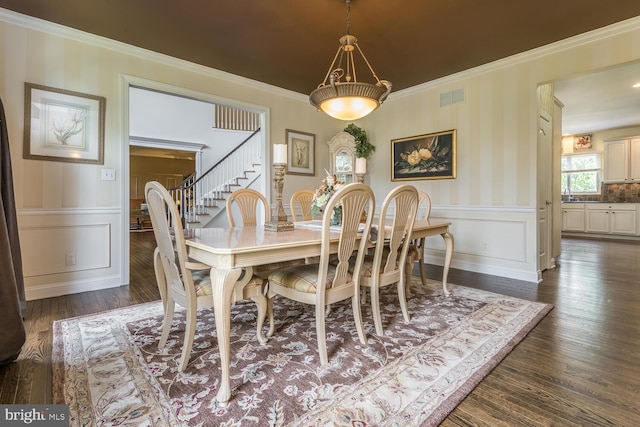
<box><xmin>564</xmin><ymin>186</ymin><xmax>574</xmax><ymax>201</ymax></box>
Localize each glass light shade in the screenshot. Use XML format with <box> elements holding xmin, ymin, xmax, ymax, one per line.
<box><xmin>310</xmin><ymin>81</ymin><xmax>390</xmax><ymax>121</ymax></box>
<box><xmin>319</xmin><ymin>96</ymin><xmax>378</xmax><ymax>121</ymax></box>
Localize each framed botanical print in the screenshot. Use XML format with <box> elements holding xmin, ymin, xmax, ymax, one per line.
<box><xmin>573</xmin><ymin>134</ymin><xmax>592</xmax><ymax>151</ymax></box>
<box><xmin>24</xmin><ymin>83</ymin><xmax>106</xmax><ymax>164</ymax></box>
<box><xmin>286</xmin><ymin>129</ymin><xmax>315</xmax><ymax>176</ymax></box>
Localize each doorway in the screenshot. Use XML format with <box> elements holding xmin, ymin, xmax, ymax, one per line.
<box><xmin>121</xmin><ymin>76</ymin><xmax>270</xmax><ymax>285</ymax></box>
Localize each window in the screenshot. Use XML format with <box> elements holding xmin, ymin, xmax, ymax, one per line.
<box><xmin>561</xmin><ymin>153</ymin><xmax>601</xmax><ymax>194</ymax></box>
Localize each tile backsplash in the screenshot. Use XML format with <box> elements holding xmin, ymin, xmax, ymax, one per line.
<box><xmin>562</xmin><ymin>182</ymin><xmax>640</xmax><ymax>203</ymax></box>
<box><xmin>603</xmin><ymin>182</ymin><xmax>640</xmax><ymax>202</ymax></box>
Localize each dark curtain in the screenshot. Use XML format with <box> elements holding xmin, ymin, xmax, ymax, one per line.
<box><xmin>0</xmin><ymin>95</ymin><xmax>26</xmax><ymax>365</ymax></box>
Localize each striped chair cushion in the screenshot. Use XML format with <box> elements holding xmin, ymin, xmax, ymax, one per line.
<box><xmin>351</xmin><ymin>248</ymin><xmax>395</xmax><ymax>278</ymax></box>
<box><xmin>191</xmin><ymin>269</ymin><xmax>264</xmax><ymax>297</ymax></box>
<box><xmin>269</xmin><ymin>264</ymin><xmax>348</xmax><ymax>294</ymax></box>
<box><xmin>254</xmin><ymin>259</ymin><xmax>306</xmax><ymax>274</ymax></box>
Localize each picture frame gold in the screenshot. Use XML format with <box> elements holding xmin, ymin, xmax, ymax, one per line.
<box><xmin>285</xmin><ymin>129</ymin><xmax>315</xmax><ymax>176</ymax></box>
<box><xmin>391</xmin><ymin>129</ymin><xmax>457</xmax><ymax>181</ymax></box>
<box><xmin>24</xmin><ymin>83</ymin><xmax>106</xmax><ymax>164</ymax></box>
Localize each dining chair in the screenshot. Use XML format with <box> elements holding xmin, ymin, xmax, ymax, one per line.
<box><xmin>265</xmin><ymin>183</ymin><xmax>375</xmax><ymax>365</ymax></box>
<box><xmin>226</xmin><ymin>188</ymin><xmax>270</xmax><ymax>227</ymax></box>
<box><xmin>227</xmin><ymin>187</ymin><xmax>306</xmax><ymax>278</ymax></box>
<box><xmin>145</xmin><ymin>181</ymin><xmax>268</xmax><ymax>371</ymax></box>
<box><xmin>289</xmin><ymin>189</ymin><xmax>315</xmax><ymax>221</ymax></box>
<box><xmin>359</xmin><ymin>185</ymin><xmax>419</xmax><ymax>335</ymax></box>
<box><xmin>407</xmin><ymin>190</ymin><xmax>432</xmax><ymax>288</ymax></box>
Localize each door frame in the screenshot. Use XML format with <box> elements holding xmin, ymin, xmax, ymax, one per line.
<box><xmin>537</xmin><ymin>110</ymin><xmax>554</xmax><ymax>276</ymax></box>
<box><xmin>120</xmin><ymin>75</ymin><xmax>270</xmax><ymax>285</ymax></box>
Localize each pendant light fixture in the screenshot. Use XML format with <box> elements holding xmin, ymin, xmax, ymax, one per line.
<box><xmin>309</xmin><ymin>0</ymin><xmax>391</xmax><ymax>121</ymax></box>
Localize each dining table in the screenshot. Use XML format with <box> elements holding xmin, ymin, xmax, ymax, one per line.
<box><xmin>184</xmin><ymin>218</ymin><xmax>454</xmax><ymax>405</ymax></box>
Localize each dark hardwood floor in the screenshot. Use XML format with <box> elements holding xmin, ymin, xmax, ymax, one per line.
<box><xmin>1</xmin><ymin>232</ymin><xmax>639</xmax><ymax>426</ymax></box>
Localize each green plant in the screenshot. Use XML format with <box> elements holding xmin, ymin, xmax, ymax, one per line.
<box><xmin>344</xmin><ymin>123</ymin><xmax>375</xmax><ymax>159</ymax></box>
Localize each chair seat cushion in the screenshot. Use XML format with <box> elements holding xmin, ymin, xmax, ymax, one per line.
<box><xmin>269</xmin><ymin>263</ymin><xmax>347</xmax><ymax>293</ymax></box>
<box><xmin>191</xmin><ymin>270</ymin><xmax>263</xmax><ymax>297</ymax></box>
<box><xmin>348</xmin><ymin>248</ymin><xmax>395</xmax><ymax>278</ymax></box>
<box><xmin>254</xmin><ymin>259</ymin><xmax>306</xmax><ymax>274</ymax></box>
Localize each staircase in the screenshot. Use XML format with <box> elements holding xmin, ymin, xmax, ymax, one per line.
<box><xmin>169</xmin><ymin>128</ymin><xmax>263</xmax><ymax>228</ymax></box>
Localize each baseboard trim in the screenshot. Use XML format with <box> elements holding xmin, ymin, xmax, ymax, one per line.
<box><xmin>25</xmin><ymin>275</ymin><xmax>123</xmax><ymax>301</ymax></box>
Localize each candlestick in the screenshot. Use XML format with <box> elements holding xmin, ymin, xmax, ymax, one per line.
<box><xmin>355</xmin><ymin>157</ymin><xmax>367</xmax><ymax>183</ymax></box>
<box><xmin>273</xmin><ymin>144</ymin><xmax>287</xmax><ymax>164</ymax></box>
<box><xmin>265</xmin><ymin>163</ymin><xmax>294</xmax><ymax>232</ymax></box>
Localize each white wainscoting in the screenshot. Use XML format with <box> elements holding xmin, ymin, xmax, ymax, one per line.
<box><xmin>425</xmin><ymin>205</ymin><xmax>539</xmax><ymax>283</ymax></box>
<box><xmin>18</xmin><ymin>208</ymin><xmax>123</xmax><ymax>300</ymax></box>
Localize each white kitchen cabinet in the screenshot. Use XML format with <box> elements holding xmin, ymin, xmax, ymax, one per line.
<box><xmin>561</xmin><ymin>203</ymin><xmax>585</xmax><ymax>232</ymax></box>
<box><xmin>631</xmin><ymin>138</ymin><xmax>640</xmax><ymax>180</ymax></box>
<box><xmin>604</xmin><ymin>138</ymin><xmax>640</xmax><ymax>182</ymax></box>
<box><xmin>585</xmin><ymin>203</ymin><xmax>637</xmax><ymax>235</ymax></box>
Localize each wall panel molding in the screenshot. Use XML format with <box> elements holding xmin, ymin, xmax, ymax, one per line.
<box><xmin>424</xmin><ymin>206</ymin><xmax>539</xmax><ymax>283</ymax></box>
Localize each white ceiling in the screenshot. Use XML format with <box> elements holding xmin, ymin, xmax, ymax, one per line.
<box><xmin>554</xmin><ymin>60</ymin><xmax>640</xmax><ymax>135</ymax></box>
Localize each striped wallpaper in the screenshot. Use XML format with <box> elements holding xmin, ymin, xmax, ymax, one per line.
<box><xmin>2</xmin><ymin>8</ymin><xmax>640</xmax><ymax>296</ymax></box>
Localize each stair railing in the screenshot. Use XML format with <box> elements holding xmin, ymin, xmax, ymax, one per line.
<box><xmin>169</xmin><ymin>127</ymin><xmax>262</xmax><ymax>225</ymax></box>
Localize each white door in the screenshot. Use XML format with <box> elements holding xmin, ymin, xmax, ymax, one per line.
<box><xmin>538</xmin><ymin>112</ymin><xmax>554</xmax><ymax>272</ymax></box>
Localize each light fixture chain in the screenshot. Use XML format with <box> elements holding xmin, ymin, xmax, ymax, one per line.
<box><xmin>345</xmin><ymin>0</ymin><xmax>351</xmax><ymax>35</ymax></box>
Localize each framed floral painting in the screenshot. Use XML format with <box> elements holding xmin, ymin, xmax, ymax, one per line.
<box><xmin>573</xmin><ymin>133</ymin><xmax>592</xmax><ymax>151</ymax></box>
<box><xmin>391</xmin><ymin>129</ymin><xmax>457</xmax><ymax>181</ymax></box>
<box><xmin>23</xmin><ymin>83</ymin><xmax>106</xmax><ymax>164</ymax></box>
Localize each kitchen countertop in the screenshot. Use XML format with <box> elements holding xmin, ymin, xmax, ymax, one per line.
<box><xmin>562</xmin><ymin>201</ymin><xmax>637</xmax><ymax>203</ymax></box>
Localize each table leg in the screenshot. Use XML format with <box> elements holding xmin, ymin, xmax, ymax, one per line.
<box><xmin>441</xmin><ymin>231</ymin><xmax>454</xmax><ymax>296</ymax></box>
<box><xmin>210</xmin><ymin>267</ymin><xmax>243</xmax><ymax>407</ymax></box>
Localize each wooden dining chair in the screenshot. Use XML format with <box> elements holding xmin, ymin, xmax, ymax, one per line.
<box><xmin>145</xmin><ymin>181</ymin><xmax>268</xmax><ymax>371</ymax></box>
<box><xmin>226</xmin><ymin>188</ymin><xmax>270</xmax><ymax>227</ymax></box>
<box><xmin>407</xmin><ymin>190</ymin><xmax>432</xmax><ymax>289</ymax></box>
<box><xmin>265</xmin><ymin>183</ymin><xmax>375</xmax><ymax>365</ymax></box>
<box><xmin>289</xmin><ymin>189</ymin><xmax>315</xmax><ymax>221</ymax></box>
<box><xmin>227</xmin><ymin>187</ymin><xmax>305</xmax><ymax>278</ymax></box>
<box><xmin>359</xmin><ymin>185</ymin><xmax>419</xmax><ymax>335</ymax></box>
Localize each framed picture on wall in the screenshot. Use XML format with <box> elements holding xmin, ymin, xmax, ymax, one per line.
<box><xmin>23</xmin><ymin>83</ymin><xmax>106</xmax><ymax>164</ymax></box>
<box><xmin>573</xmin><ymin>134</ymin><xmax>592</xmax><ymax>151</ymax></box>
<box><xmin>391</xmin><ymin>129</ymin><xmax>457</xmax><ymax>181</ymax></box>
<box><xmin>286</xmin><ymin>129</ymin><xmax>315</xmax><ymax>176</ymax></box>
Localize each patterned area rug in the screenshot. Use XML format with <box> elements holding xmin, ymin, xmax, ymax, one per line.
<box><xmin>52</xmin><ymin>279</ymin><xmax>552</xmax><ymax>426</ymax></box>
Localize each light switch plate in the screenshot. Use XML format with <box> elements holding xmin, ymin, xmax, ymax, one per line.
<box><xmin>101</xmin><ymin>169</ymin><xmax>116</xmax><ymax>181</ymax></box>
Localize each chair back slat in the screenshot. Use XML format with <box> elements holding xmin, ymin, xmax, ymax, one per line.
<box><xmin>290</xmin><ymin>189</ymin><xmax>315</xmax><ymax>221</ymax></box>
<box><xmin>227</xmin><ymin>188</ymin><xmax>270</xmax><ymax>227</ymax></box>
<box><xmin>383</xmin><ymin>186</ymin><xmax>419</xmax><ymax>274</ymax></box>
<box><xmin>145</xmin><ymin>181</ymin><xmax>194</xmax><ymax>300</ymax></box>
<box><xmin>319</xmin><ymin>183</ymin><xmax>375</xmax><ymax>290</ymax></box>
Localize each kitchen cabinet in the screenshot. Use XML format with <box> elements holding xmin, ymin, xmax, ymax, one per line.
<box><xmin>631</xmin><ymin>138</ymin><xmax>640</xmax><ymax>180</ymax></box>
<box><xmin>604</xmin><ymin>138</ymin><xmax>640</xmax><ymax>182</ymax></box>
<box><xmin>585</xmin><ymin>203</ymin><xmax>637</xmax><ymax>235</ymax></box>
<box><xmin>561</xmin><ymin>203</ymin><xmax>585</xmax><ymax>232</ymax></box>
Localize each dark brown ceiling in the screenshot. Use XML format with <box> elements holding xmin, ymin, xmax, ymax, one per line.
<box><xmin>2</xmin><ymin>1</ymin><xmax>640</xmax><ymax>94</ymax></box>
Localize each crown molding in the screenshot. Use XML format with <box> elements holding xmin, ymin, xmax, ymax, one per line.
<box><xmin>391</xmin><ymin>15</ymin><xmax>640</xmax><ymax>100</ymax></box>
<box><xmin>0</xmin><ymin>7</ymin><xmax>308</xmax><ymax>103</ymax></box>
<box><xmin>3</xmin><ymin>7</ymin><xmax>640</xmax><ymax>104</ymax></box>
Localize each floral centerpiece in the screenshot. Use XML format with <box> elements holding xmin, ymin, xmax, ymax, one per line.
<box><xmin>311</xmin><ymin>170</ymin><xmax>345</xmax><ymax>224</ymax></box>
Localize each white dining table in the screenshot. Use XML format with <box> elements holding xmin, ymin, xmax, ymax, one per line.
<box><xmin>184</xmin><ymin>218</ymin><xmax>454</xmax><ymax>405</ymax></box>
